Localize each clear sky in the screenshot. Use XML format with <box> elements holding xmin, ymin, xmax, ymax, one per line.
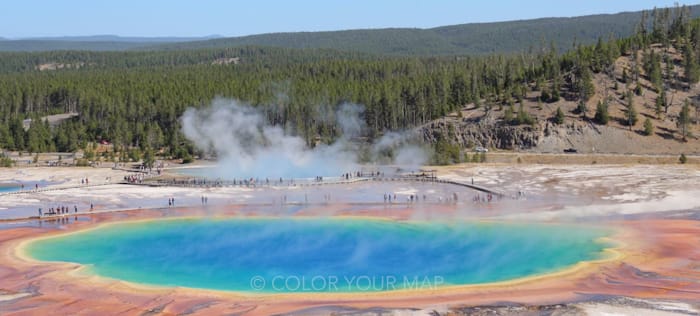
<box><xmin>0</xmin><ymin>0</ymin><xmax>691</xmax><ymax>38</ymax></box>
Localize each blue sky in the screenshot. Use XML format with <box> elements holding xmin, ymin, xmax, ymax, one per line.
<box><xmin>0</xmin><ymin>0</ymin><xmax>690</xmax><ymax>38</ymax></box>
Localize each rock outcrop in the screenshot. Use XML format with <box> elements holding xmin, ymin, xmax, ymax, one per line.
<box><xmin>416</xmin><ymin>117</ymin><xmax>542</xmax><ymax>150</ymax></box>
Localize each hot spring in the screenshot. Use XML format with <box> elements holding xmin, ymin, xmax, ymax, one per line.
<box><xmin>25</xmin><ymin>218</ymin><xmax>611</xmax><ymax>293</ymax></box>
<box><xmin>0</xmin><ymin>183</ymin><xmax>22</xmax><ymax>193</ymax></box>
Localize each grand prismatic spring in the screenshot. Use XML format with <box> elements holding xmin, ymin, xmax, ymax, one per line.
<box><xmin>24</xmin><ymin>218</ymin><xmax>610</xmax><ymax>293</ymax></box>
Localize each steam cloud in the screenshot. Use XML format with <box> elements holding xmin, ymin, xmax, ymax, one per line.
<box><xmin>181</xmin><ymin>98</ymin><xmax>427</xmax><ymax>179</ymax></box>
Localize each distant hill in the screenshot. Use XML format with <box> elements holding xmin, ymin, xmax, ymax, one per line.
<box><xmin>147</xmin><ymin>5</ymin><xmax>700</xmax><ymax>55</ymax></box>
<box><xmin>0</xmin><ymin>35</ymin><xmax>221</xmax><ymax>52</ymax></box>
<box><xmin>22</xmin><ymin>35</ymin><xmax>222</xmax><ymax>43</ymax></box>
<box><xmin>0</xmin><ymin>40</ymin><xmax>154</xmax><ymax>51</ymax></box>
<box><xmin>2</xmin><ymin>5</ymin><xmax>699</xmax><ymax>55</ymax></box>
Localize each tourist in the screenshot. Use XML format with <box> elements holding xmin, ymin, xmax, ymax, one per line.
<box><xmin>38</xmin><ymin>208</ymin><xmax>42</xmax><ymax>217</ymax></box>
<box><xmin>74</xmin><ymin>205</ymin><xmax>78</xmax><ymax>213</ymax></box>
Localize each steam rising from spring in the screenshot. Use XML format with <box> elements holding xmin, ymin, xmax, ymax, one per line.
<box><xmin>181</xmin><ymin>98</ymin><xmax>427</xmax><ymax>179</ymax></box>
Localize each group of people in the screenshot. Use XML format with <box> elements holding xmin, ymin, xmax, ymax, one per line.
<box><xmin>342</xmin><ymin>171</ymin><xmax>385</xmax><ymax>180</ymax></box>
<box><xmin>39</xmin><ymin>203</ymin><xmax>93</xmax><ymax>217</ymax></box>
<box><xmin>200</xmin><ymin>195</ymin><xmax>209</xmax><ymax>205</ymax></box>
<box><xmin>473</xmin><ymin>193</ymin><xmax>499</xmax><ymax>203</ymax></box>
<box><xmin>382</xmin><ymin>192</ymin><xmax>465</xmax><ymax>204</ymax></box>
<box><xmin>124</xmin><ymin>174</ymin><xmax>145</xmax><ymax>184</ymax></box>
<box><xmin>167</xmin><ymin>197</ymin><xmax>176</xmax><ymax>207</ymax></box>
<box><xmin>80</xmin><ymin>177</ymin><xmax>89</xmax><ymax>185</ymax></box>
<box><xmin>164</xmin><ymin>177</ymin><xmax>273</xmax><ymax>188</ymax></box>
<box><xmin>383</xmin><ymin>193</ymin><xmax>428</xmax><ymax>203</ymax></box>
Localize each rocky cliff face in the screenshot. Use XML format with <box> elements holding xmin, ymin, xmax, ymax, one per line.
<box><xmin>416</xmin><ymin>116</ymin><xmax>699</xmax><ymax>154</ymax></box>
<box><xmin>416</xmin><ymin>117</ymin><xmax>542</xmax><ymax>150</ymax></box>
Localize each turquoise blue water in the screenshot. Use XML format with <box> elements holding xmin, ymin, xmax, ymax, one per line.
<box><xmin>26</xmin><ymin>218</ymin><xmax>610</xmax><ymax>293</ymax></box>
<box><xmin>0</xmin><ymin>185</ymin><xmax>21</xmax><ymax>193</ymax></box>
<box><xmin>0</xmin><ymin>183</ymin><xmax>20</xmax><ymax>193</ymax></box>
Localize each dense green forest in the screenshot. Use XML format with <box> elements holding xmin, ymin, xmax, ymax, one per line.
<box><xmin>0</xmin><ymin>6</ymin><xmax>698</xmax><ymax>164</ymax></box>
<box><xmin>0</xmin><ymin>47</ymin><xmax>370</xmax><ymax>73</ymax></box>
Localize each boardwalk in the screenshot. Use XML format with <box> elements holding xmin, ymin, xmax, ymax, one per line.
<box><xmin>135</xmin><ymin>174</ymin><xmax>506</xmax><ymax>197</ymax></box>
<box><xmin>0</xmin><ymin>183</ymin><xmax>115</xmax><ymax>196</ymax></box>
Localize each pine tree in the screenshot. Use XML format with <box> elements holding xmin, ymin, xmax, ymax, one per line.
<box><xmin>655</xmin><ymin>92</ymin><xmax>665</xmax><ymax>118</ymax></box>
<box><xmin>626</xmin><ymin>91</ymin><xmax>638</xmax><ymax>129</ymax></box>
<box><xmin>553</xmin><ymin>107</ymin><xmax>565</xmax><ymax>124</ymax></box>
<box><xmin>142</xmin><ymin>146</ymin><xmax>155</xmax><ymax>169</ymax></box>
<box><xmin>577</xmin><ymin>65</ymin><xmax>596</xmax><ymax>101</ymax></box>
<box><xmin>576</xmin><ymin>100</ymin><xmax>588</xmax><ymax>118</ymax></box>
<box><xmin>516</xmin><ymin>104</ymin><xmax>534</xmax><ymax>125</ymax></box>
<box><xmin>503</xmin><ymin>106</ymin><xmax>514</xmax><ymax>123</ymax></box>
<box><xmin>684</xmin><ymin>44</ymin><xmax>700</xmax><ymax>84</ymax></box>
<box><xmin>643</xmin><ymin>118</ymin><xmax>654</xmax><ymax>136</ymax></box>
<box><xmin>594</xmin><ymin>100</ymin><xmax>610</xmax><ymax>125</ymax></box>
<box><xmin>678</xmin><ymin>99</ymin><xmax>692</xmax><ymax>140</ymax></box>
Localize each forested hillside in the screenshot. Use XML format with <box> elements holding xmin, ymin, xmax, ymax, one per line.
<box><xmin>3</xmin><ymin>5</ymin><xmax>699</xmax><ymax>56</ymax></box>
<box><xmin>0</xmin><ymin>5</ymin><xmax>698</xmax><ymax>164</ymax></box>
<box><xmin>147</xmin><ymin>5</ymin><xmax>700</xmax><ymax>55</ymax></box>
